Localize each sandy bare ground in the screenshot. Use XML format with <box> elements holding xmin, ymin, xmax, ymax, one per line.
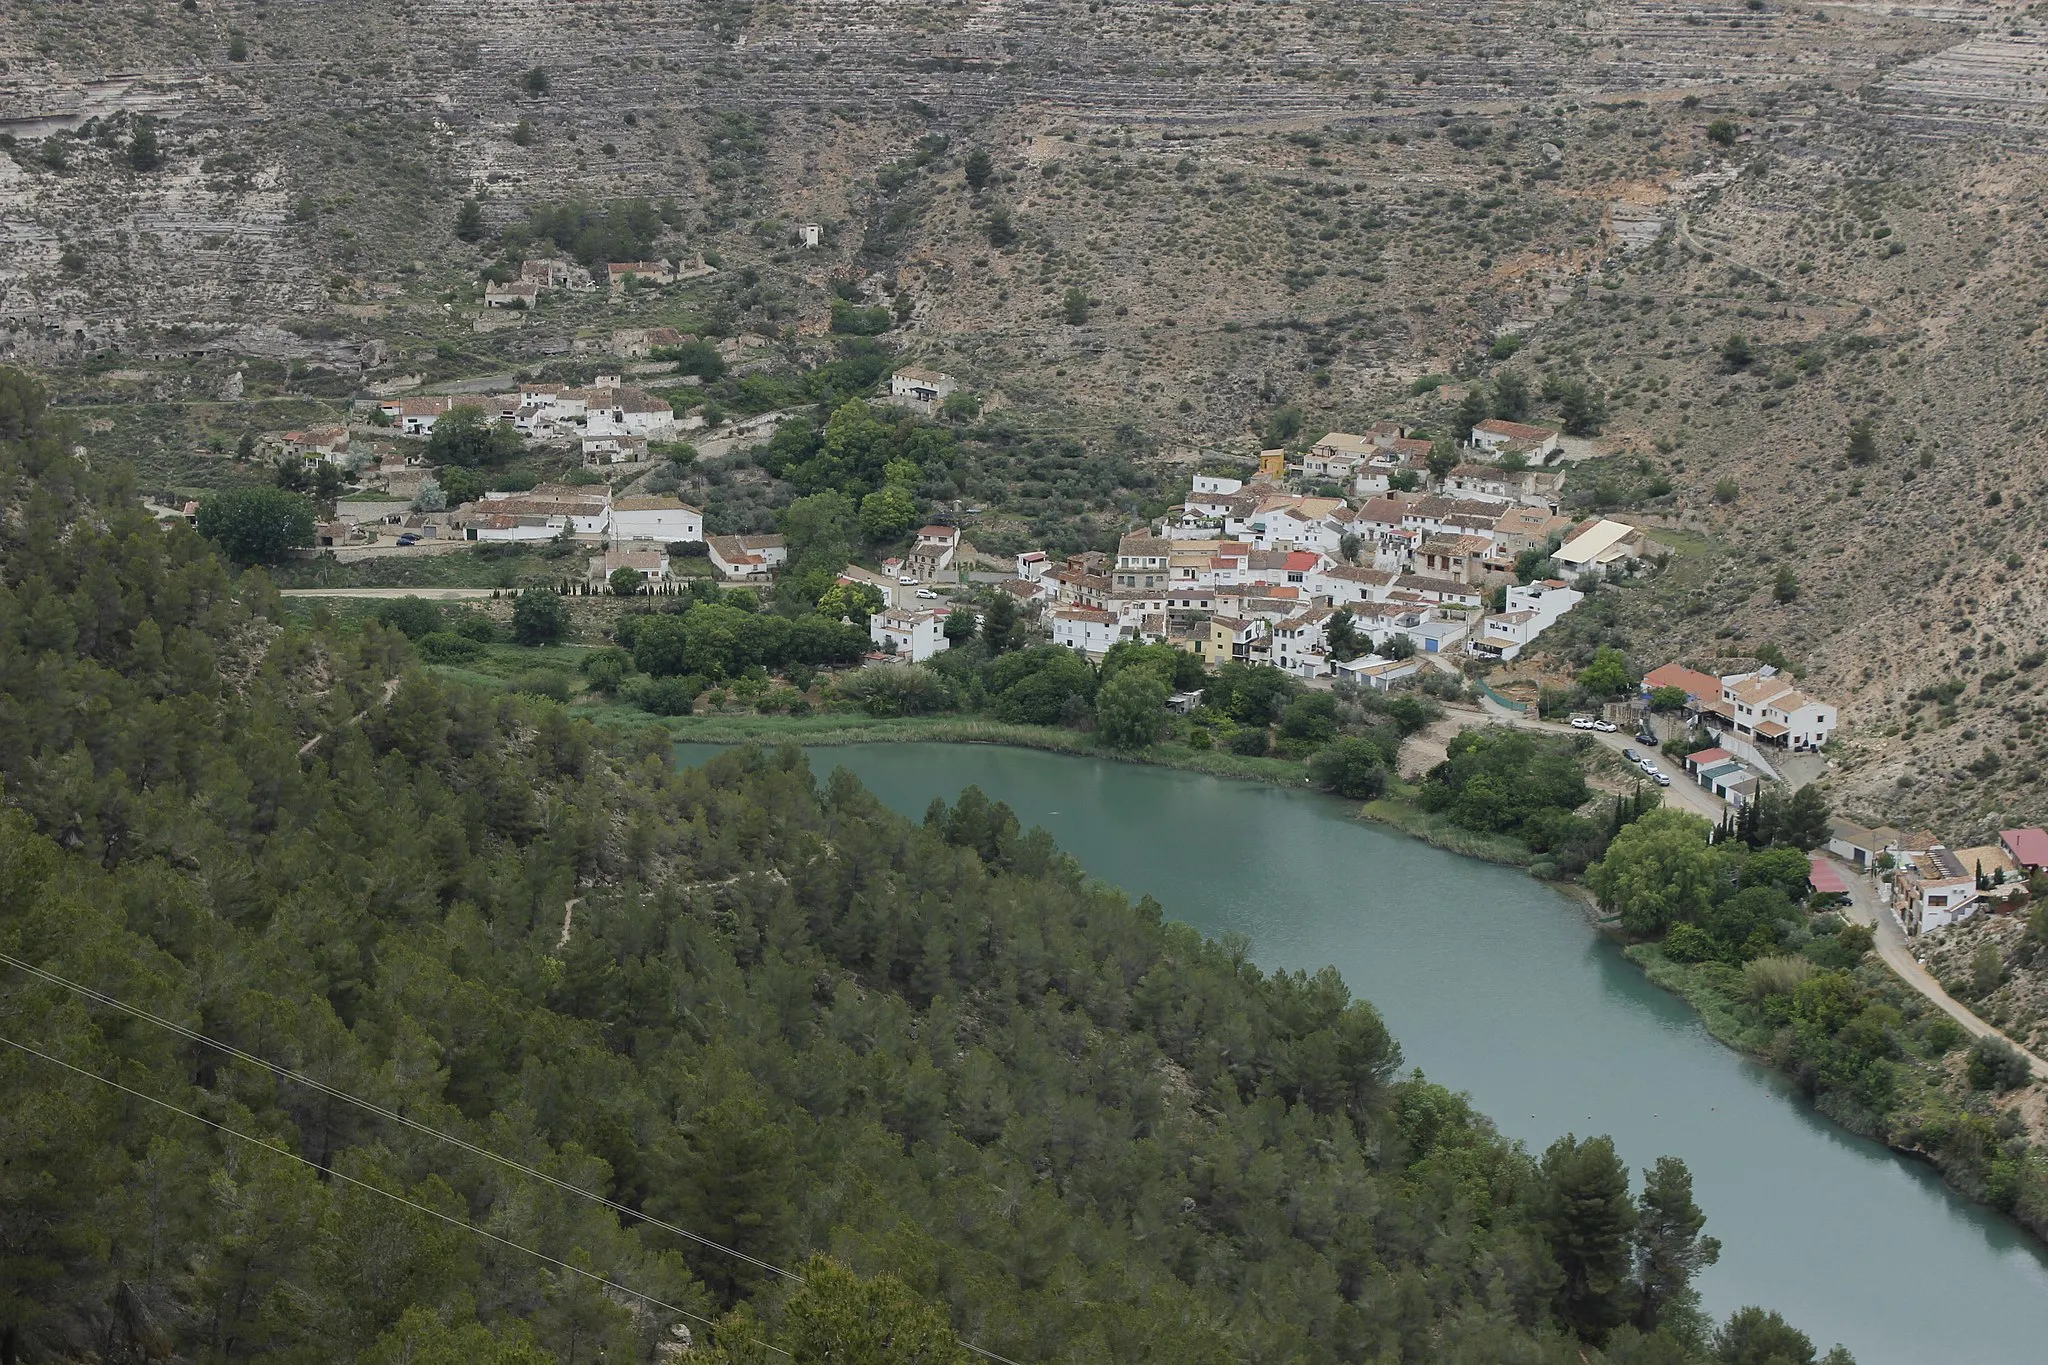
<box><xmin>1398</xmin><ymin>711</ymin><xmax>1473</xmax><ymax>779</ymax></box>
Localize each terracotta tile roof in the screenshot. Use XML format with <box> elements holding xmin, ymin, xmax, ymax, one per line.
<box><xmin>1643</xmin><ymin>663</ymin><xmax>1723</xmax><ymax>699</ymax></box>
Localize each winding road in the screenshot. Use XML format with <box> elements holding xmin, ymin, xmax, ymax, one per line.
<box><xmin>1826</xmin><ymin>855</ymin><xmax>2048</xmax><ymax>1082</ymax></box>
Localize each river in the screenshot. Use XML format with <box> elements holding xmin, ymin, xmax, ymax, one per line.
<box><xmin>676</xmin><ymin>741</ymin><xmax>2048</xmax><ymax>1363</ymax></box>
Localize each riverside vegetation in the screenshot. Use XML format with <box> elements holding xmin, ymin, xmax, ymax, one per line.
<box><xmin>0</xmin><ymin>378</ymin><xmax>1871</xmax><ymax>1360</ymax></box>
<box><xmin>1586</xmin><ymin>801</ymin><xmax>2048</xmax><ymax>1242</ymax></box>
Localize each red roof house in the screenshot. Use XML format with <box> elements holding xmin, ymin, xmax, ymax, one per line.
<box><xmin>1807</xmin><ymin>857</ymin><xmax>1849</xmax><ymax>898</ymax></box>
<box><xmin>2000</xmin><ymin>828</ymin><xmax>2048</xmax><ymax>872</ymax></box>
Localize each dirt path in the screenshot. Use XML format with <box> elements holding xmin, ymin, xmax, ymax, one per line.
<box><xmin>298</xmin><ymin>677</ymin><xmax>403</xmax><ymax>757</ymax></box>
<box><xmin>1829</xmin><ymin>855</ymin><xmax>2048</xmax><ymax>1082</ymax></box>
<box><xmin>1397</xmin><ymin>713</ymin><xmax>1466</xmax><ymax>779</ymax></box>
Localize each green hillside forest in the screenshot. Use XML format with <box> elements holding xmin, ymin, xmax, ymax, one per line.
<box><xmin>0</xmin><ymin>364</ymin><xmax>1847</xmax><ymax>1363</ymax></box>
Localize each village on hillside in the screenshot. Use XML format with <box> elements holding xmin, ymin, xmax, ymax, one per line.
<box><xmin>170</xmin><ymin>360</ymin><xmax>2035</xmax><ymax>945</ymax></box>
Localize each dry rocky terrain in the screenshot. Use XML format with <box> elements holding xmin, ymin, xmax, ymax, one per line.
<box><xmin>7</xmin><ymin>0</ymin><xmax>2048</xmax><ymax>830</ymax></box>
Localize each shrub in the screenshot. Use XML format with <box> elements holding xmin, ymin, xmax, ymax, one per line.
<box><xmin>450</xmin><ymin>610</ymin><xmax>498</xmax><ymax>643</ymax></box>
<box><xmin>416</xmin><ymin>631</ymin><xmax>483</xmax><ymax>663</ymax></box>
<box><xmin>1308</xmin><ymin>738</ymin><xmax>1388</xmax><ymax>800</ymax></box>
<box><xmin>1922</xmin><ymin>1015</ymin><xmax>1965</xmax><ymax>1055</ymax></box>
<box><xmin>1743</xmin><ymin>954</ymin><xmax>1814</xmax><ymax>1001</ymax></box>
<box><xmin>837</xmin><ymin>663</ymin><xmax>951</xmax><ymax>717</ymax></box>
<box><xmin>579</xmin><ymin>646</ymin><xmax>631</xmax><ymax>694</ymax></box>
<box><xmin>1228</xmin><ymin>727</ymin><xmax>1270</xmax><ymax>757</ymax></box>
<box><xmin>511</xmin><ymin>589</ymin><xmax>569</xmax><ymax>645</ymax></box>
<box><xmin>377</xmin><ymin>597</ymin><xmax>444</xmax><ymax>639</ymax></box>
<box><xmin>1663</xmin><ymin>923</ymin><xmax>1719</xmax><ymax>964</ymax></box>
<box><xmin>632</xmin><ymin>674</ymin><xmax>702</xmax><ymax>716</ymax></box>
<box><xmin>512</xmin><ymin>669</ymin><xmax>571</xmax><ymax>702</ymax></box>
<box><xmin>1966</xmin><ymin>1034</ymin><xmax>2032</xmax><ymax>1092</ymax></box>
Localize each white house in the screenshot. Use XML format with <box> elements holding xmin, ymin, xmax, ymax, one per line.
<box><xmin>466</xmin><ymin>515</ymin><xmax>560</xmax><ymax>543</ymax></box>
<box><xmin>797</xmin><ymin>223</ymin><xmax>822</xmax><ymax>248</ymax></box>
<box><xmin>1555</xmin><ymin>518</ymin><xmax>1647</xmax><ymax>572</ymax></box>
<box><xmin>1190</xmin><ymin>473</ymin><xmax>1243</xmax><ymax>500</ymax></box>
<box><xmin>1015</xmin><ymin>550</ymin><xmax>1051</xmax><ymax>581</ymax></box>
<box><xmin>1405</xmin><ymin>618</ymin><xmax>1470</xmax><ymax>654</ymax></box>
<box><xmin>385</xmin><ymin>396</ymin><xmax>458</xmax><ymax>436</ymax></box>
<box><xmin>889</xmin><ymin>367</ymin><xmax>958</xmax><ymax>406</ymax></box>
<box><xmin>481</xmin><ymin>486</ymin><xmax>611</xmax><ymax>534</ymax></box>
<box><xmin>1308</xmin><ymin>565</ymin><xmax>1398</xmax><ymax>606</ymax></box>
<box><xmin>1469</xmin><ymin>419</ymin><xmax>1561</xmax><ymax>459</ymax></box>
<box><xmin>591</xmin><ymin>545</ymin><xmax>670</xmax><ymax>588</ymax></box>
<box><xmin>1708</xmin><ymin>669</ymin><xmax>1838</xmax><ymax>752</ymax></box>
<box><xmin>1333</xmin><ymin>654</ymin><xmax>1426</xmax><ymax>691</ymax></box>
<box><xmin>610</xmin><ymin>495</ymin><xmax>703</xmax><ymax>544</ymax></box>
<box><xmin>706</xmin><ymin>534</ymin><xmax>788</xmax><ymax>582</ymax></box>
<box><xmin>1470</xmin><ymin>610</ymin><xmax>1544</xmax><ymax>661</ymax></box>
<box><xmin>1114</xmin><ymin>534</ymin><xmax>1174</xmax><ymax>591</ymax></box>
<box><xmin>871</xmin><ymin>607</ymin><xmax>950</xmax><ymax>663</ymax></box>
<box><xmin>1897</xmin><ymin>845</ymin><xmax>1979</xmax><ymax>935</ymax></box>
<box><xmin>1270</xmin><ymin>607</ymin><xmax>1335</xmax><ymax>679</ymax></box>
<box><xmin>586</xmin><ymin>388</ymin><xmax>677</xmax><ymax>439</ymax></box>
<box><xmin>461</xmin><ymin>487</ymin><xmax>610</xmax><ymax>541</ymax></box>
<box><xmin>1506</xmin><ymin>578</ymin><xmax>1583</xmax><ymax>625</ymax></box>
<box><xmin>1306</xmin><ymin>432</ymin><xmax>1377</xmax><ymax>479</ymax></box>
<box><xmin>906</xmin><ymin>525</ymin><xmax>962</xmax><ymax>581</ymax></box>
<box><xmin>1049</xmin><ymin>606</ymin><xmax>1125</xmax><ymax>659</ymax></box>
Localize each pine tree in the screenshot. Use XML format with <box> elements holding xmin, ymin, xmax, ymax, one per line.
<box><xmin>1538</xmin><ymin>1134</ymin><xmax>1638</xmax><ymax>1341</ymax></box>
<box><xmin>1634</xmin><ymin>1156</ymin><xmax>1719</xmax><ymax>1334</ymax></box>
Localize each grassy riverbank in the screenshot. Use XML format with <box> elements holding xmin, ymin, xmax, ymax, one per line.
<box><xmin>1627</xmin><ymin>940</ymin><xmax>2048</xmax><ymax>1237</ymax></box>
<box><xmin>664</xmin><ymin>712</ymin><xmax>1313</xmax><ymax>785</ymax></box>
<box><xmin>659</xmin><ymin>713</ymin><xmax>1549</xmax><ymax>862</ymax></box>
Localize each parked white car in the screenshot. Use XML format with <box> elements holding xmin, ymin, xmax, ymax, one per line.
<box><xmin>1592</xmin><ymin>720</ymin><xmax>1618</xmax><ymax>733</ymax></box>
<box><xmin>1570</xmin><ymin>716</ymin><xmax>1595</xmax><ymax>730</ymax></box>
<box><xmin>915</xmin><ymin>589</ymin><xmax>939</xmax><ymax>600</ymax></box>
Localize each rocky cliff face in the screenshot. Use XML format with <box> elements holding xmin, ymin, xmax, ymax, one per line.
<box><xmin>6</xmin><ymin>0</ymin><xmax>2048</xmax><ymax>830</ymax></box>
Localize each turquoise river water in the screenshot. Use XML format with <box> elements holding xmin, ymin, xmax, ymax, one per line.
<box><xmin>676</xmin><ymin>741</ymin><xmax>2048</xmax><ymax>1363</ymax></box>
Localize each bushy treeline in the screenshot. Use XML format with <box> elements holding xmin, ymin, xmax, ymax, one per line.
<box><xmin>505</xmin><ymin>197</ymin><xmax>680</xmax><ymax>268</ymax></box>
<box><xmin>1417</xmin><ymin>727</ymin><xmax>1622</xmax><ymax>873</ymax></box>
<box><xmin>0</xmin><ymin>368</ymin><xmax>1851</xmax><ymax>1363</ymax></box>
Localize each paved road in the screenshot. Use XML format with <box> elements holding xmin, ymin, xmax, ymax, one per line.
<box><xmin>279</xmin><ymin>587</ymin><xmax>503</xmax><ymax>600</ymax></box>
<box><xmin>1826</xmin><ymin>855</ymin><xmax>2048</xmax><ymax>1081</ymax></box>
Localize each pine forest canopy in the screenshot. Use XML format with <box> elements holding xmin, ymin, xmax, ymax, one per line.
<box><xmin>0</xmin><ymin>367</ymin><xmax>1849</xmax><ymax>1363</ymax></box>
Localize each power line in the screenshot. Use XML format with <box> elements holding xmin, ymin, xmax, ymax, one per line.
<box><xmin>0</xmin><ymin>950</ymin><xmax>796</xmax><ymax>1283</ymax></box>
<box><xmin>0</xmin><ymin>952</ymin><xmax>1030</xmax><ymax>1365</ymax></box>
<box><xmin>0</xmin><ymin>1030</ymin><xmax>785</xmax><ymax>1358</ymax></box>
